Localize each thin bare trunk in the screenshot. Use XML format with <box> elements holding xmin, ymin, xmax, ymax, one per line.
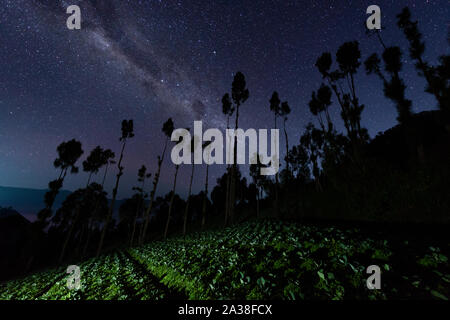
<box><xmin>202</xmin><ymin>164</ymin><xmax>209</xmax><ymax>229</ymax></box>
<box><xmin>164</xmin><ymin>165</ymin><xmax>179</xmax><ymax>239</ymax></box>
<box><xmin>183</xmin><ymin>164</ymin><xmax>195</xmax><ymax>236</ymax></box>
<box><xmin>131</xmin><ymin>179</ymin><xmax>146</xmax><ymax>246</ymax></box>
<box><xmin>86</xmin><ymin>172</ymin><xmax>93</xmax><ymax>188</ymax></box>
<box><xmin>229</xmin><ymin>103</ymin><xmax>240</xmax><ymax>224</ymax></box>
<box><xmin>101</xmin><ymin>163</ymin><xmax>109</xmax><ymax>187</ymax></box>
<box><xmin>256</xmin><ymin>187</ymin><xmax>260</xmax><ymax>218</ymax></box>
<box><xmin>58</xmin><ymin>168</ymin><xmax>65</xmax><ymax>180</ymax></box>
<box><xmin>274</xmin><ymin>114</ymin><xmax>279</xmax><ymax>218</ymax></box>
<box><xmin>224</xmin><ymin>170</ymin><xmax>230</xmax><ymax>226</ymax></box>
<box><xmin>130</xmin><ymin>198</ymin><xmax>141</xmax><ymax>246</ymax></box>
<box><xmin>59</xmin><ymin>207</ymin><xmax>80</xmax><ymax>263</ymax></box>
<box><xmin>283</xmin><ymin>118</ymin><xmax>289</xmax><ymax>172</ymax></box>
<box><xmin>141</xmin><ymin>137</ymin><xmax>168</xmax><ymax>244</ymax></box>
<box><xmin>329</xmin><ymin>81</ymin><xmax>351</xmax><ymax>138</ymax></box>
<box><xmin>75</xmin><ymin>222</ymin><xmax>87</xmax><ymax>257</ymax></box>
<box><xmin>224</xmin><ymin>116</ymin><xmax>230</xmax><ymax>226</ymax></box>
<box><xmin>82</xmin><ymin>168</ymin><xmax>106</xmax><ymax>257</ymax></box>
<box><xmin>97</xmin><ymin>140</ymin><xmax>127</xmax><ymax>257</ymax></box>
<box><xmin>82</xmin><ymin>220</ymin><xmax>92</xmax><ymax>258</ymax></box>
<box><xmin>51</xmin><ymin>168</ymin><xmax>67</xmax><ymax>211</ymax></box>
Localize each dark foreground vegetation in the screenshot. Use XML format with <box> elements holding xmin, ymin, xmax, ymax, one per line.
<box><xmin>1</xmin><ymin>219</ymin><xmax>448</xmax><ymax>300</ymax></box>
<box><xmin>0</xmin><ymin>7</ymin><xmax>449</xmax><ymax>299</ymax></box>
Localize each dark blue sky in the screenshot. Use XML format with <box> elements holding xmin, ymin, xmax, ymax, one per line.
<box><xmin>0</xmin><ymin>0</ymin><xmax>448</xmax><ymax>199</ymax></box>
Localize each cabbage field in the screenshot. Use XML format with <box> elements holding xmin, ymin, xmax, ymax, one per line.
<box><xmin>1</xmin><ymin>220</ymin><xmax>449</xmax><ymax>300</ymax></box>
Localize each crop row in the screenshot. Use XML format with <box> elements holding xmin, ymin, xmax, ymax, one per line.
<box><xmin>0</xmin><ymin>266</ymin><xmax>65</xmax><ymax>300</ymax></box>
<box><xmin>37</xmin><ymin>251</ymin><xmax>170</xmax><ymax>300</ymax></box>
<box><xmin>129</xmin><ymin>220</ymin><xmax>449</xmax><ymax>300</ymax></box>
<box><xmin>1</xmin><ymin>220</ymin><xmax>448</xmax><ymax>300</ymax></box>
<box><xmin>1</xmin><ymin>251</ymin><xmax>170</xmax><ymax>300</ymax></box>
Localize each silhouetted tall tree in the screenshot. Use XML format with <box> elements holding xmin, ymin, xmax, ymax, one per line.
<box><xmin>250</xmin><ymin>153</ymin><xmax>266</xmax><ymax>218</ymax></box>
<box><xmin>364</xmin><ymin>45</ymin><xmax>424</xmax><ymax>162</ymax></box>
<box><xmin>269</xmin><ymin>91</ymin><xmax>281</xmax><ymax>129</ymax></box>
<box><xmin>222</xmin><ymin>93</ymin><xmax>234</xmax><ymax>227</ymax></box>
<box><xmin>81</xmin><ymin>185</ymin><xmax>109</xmax><ymax>258</ymax></box>
<box><xmin>300</xmin><ymin>123</ymin><xmax>324</xmax><ymax>191</ymax></box>
<box><xmin>26</xmin><ymin>139</ymin><xmax>83</xmax><ymax>272</ymax></box>
<box><xmin>118</xmin><ymin>194</ymin><xmax>142</xmax><ymax>243</ymax></box>
<box><xmin>201</xmin><ymin>141</ymin><xmax>212</xmax><ymax>229</ymax></box>
<box><xmin>80</xmin><ymin>148</ymin><xmax>114</xmax><ymax>257</ymax></box>
<box><xmin>100</xmin><ymin>149</ymin><xmax>116</xmax><ymax>187</ymax></box>
<box><xmin>286</xmin><ymin>144</ymin><xmax>310</xmax><ymax>181</ymax></box>
<box><xmin>57</xmin><ymin>183</ymin><xmax>105</xmax><ymax>263</ymax></box>
<box><xmin>130</xmin><ymin>165</ymin><xmax>151</xmax><ymax>246</ymax></box>
<box><xmin>269</xmin><ymin>91</ymin><xmax>281</xmax><ymax>217</ymax></box>
<box><xmin>183</xmin><ymin>135</ymin><xmax>199</xmax><ymax>236</ymax></box>
<box><xmin>315</xmin><ymin>42</ymin><xmax>368</xmax><ymax>143</ymax></box>
<box><xmin>223</xmin><ymin>72</ymin><xmax>249</xmax><ymax>225</ymax></box>
<box><xmin>140</xmin><ymin>118</ymin><xmax>174</xmax><ymax>244</ymax></box>
<box><xmin>397</xmin><ymin>7</ymin><xmax>449</xmax><ymax>114</ymax></box>
<box><xmin>280</xmin><ymin>101</ymin><xmax>291</xmax><ymax>172</ymax></box>
<box><xmin>164</xmin><ymin>164</ymin><xmax>179</xmax><ymax>239</ymax></box>
<box><xmin>336</xmin><ymin>41</ymin><xmax>366</xmax><ymax>141</ymax></box>
<box><xmin>365</xmin><ymin>48</ymin><xmax>412</xmax><ymax>124</ymax></box>
<box><xmin>97</xmin><ymin>120</ymin><xmax>134</xmax><ymax>256</ymax></box>
<box><xmin>309</xmin><ymin>84</ymin><xmax>333</xmax><ymax>132</ymax></box>
<box><xmin>83</xmin><ymin>146</ymin><xmax>106</xmax><ymax>187</ymax></box>
<box><xmin>37</xmin><ymin>139</ymin><xmax>83</xmax><ymax>229</ymax></box>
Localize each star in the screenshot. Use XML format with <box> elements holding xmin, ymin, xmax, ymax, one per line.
<box><xmin>0</xmin><ymin>0</ymin><xmax>446</xmax><ymax>198</ymax></box>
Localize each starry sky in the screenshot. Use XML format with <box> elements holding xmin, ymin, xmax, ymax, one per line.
<box><xmin>0</xmin><ymin>0</ymin><xmax>448</xmax><ymax>199</ymax></box>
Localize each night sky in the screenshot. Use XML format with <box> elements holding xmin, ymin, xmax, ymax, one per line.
<box><xmin>0</xmin><ymin>0</ymin><xmax>448</xmax><ymax>199</ymax></box>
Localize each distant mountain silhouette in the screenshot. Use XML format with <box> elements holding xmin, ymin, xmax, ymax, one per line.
<box><xmin>0</xmin><ymin>186</ymin><xmax>72</xmax><ymax>222</ymax></box>
<box><xmin>0</xmin><ymin>186</ymin><xmax>125</xmax><ymax>222</ymax></box>
<box><xmin>0</xmin><ymin>207</ymin><xmax>32</xmax><ymax>281</ymax></box>
<box><xmin>0</xmin><ymin>206</ymin><xmax>30</xmax><ymax>228</ymax></box>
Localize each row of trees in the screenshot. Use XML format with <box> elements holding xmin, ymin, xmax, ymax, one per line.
<box><xmin>26</xmin><ymin>7</ymin><xmax>448</xmax><ymax>269</ymax></box>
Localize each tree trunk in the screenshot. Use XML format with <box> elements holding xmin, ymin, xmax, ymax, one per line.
<box><xmin>256</xmin><ymin>187</ymin><xmax>260</xmax><ymax>219</ymax></box>
<box><xmin>229</xmin><ymin>104</ymin><xmax>240</xmax><ymax>224</ymax></box>
<box><xmin>183</xmin><ymin>164</ymin><xmax>195</xmax><ymax>236</ymax></box>
<box><xmin>59</xmin><ymin>207</ymin><xmax>80</xmax><ymax>264</ymax></box>
<box><xmin>376</xmin><ymin>30</ymin><xmax>387</xmax><ymax>50</ymax></box>
<box><xmin>224</xmin><ymin>169</ymin><xmax>230</xmax><ymax>226</ymax></box>
<box><xmin>130</xmin><ymin>197</ymin><xmax>142</xmax><ymax>246</ymax></box>
<box><xmin>328</xmin><ymin>81</ymin><xmax>351</xmax><ymax>138</ymax></box>
<box><xmin>275</xmin><ymin>172</ymin><xmax>279</xmax><ymax>217</ymax></box>
<box><xmin>224</xmin><ymin>116</ymin><xmax>231</xmax><ymax>226</ymax></box>
<box><xmin>96</xmin><ymin>140</ymin><xmax>127</xmax><ymax>257</ymax></box>
<box><xmin>283</xmin><ymin>118</ymin><xmax>289</xmax><ymax>172</ymax></box>
<box><xmin>202</xmin><ymin>164</ymin><xmax>209</xmax><ymax>229</ymax></box>
<box><xmin>274</xmin><ymin>115</ymin><xmax>279</xmax><ymax>218</ymax></box>
<box><xmin>164</xmin><ymin>165</ymin><xmax>179</xmax><ymax>239</ymax></box>
<box><xmin>82</xmin><ymin>220</ymin><xmax>92</xmax><ymax>258</ymax></box>
<box><xmin>86</xmin><ymin>172</ymin><xmax>93</xmax><ymax>188</ymax></box>
<box><xmin>82</xmin><ymin>167</ymin><xmax>106</xmax><ymax>258</ymax></box>
<box><xmin>131</xmin><ymin>179</ymin><xmax>146</xmax><ymax>246</ymax></box>
<box><xmin>141</xmin><ymin>137</ymin><xmax>168</xmax><ymax>244</ymax></box>
<box><xmin>101</xmin><ymin>163</ymin><xmax>109</xmax><ymax>187</ymax></box>
<box><xmin>75</xmin><ymin>221</ymin><xmax>87</xmax><ymax>257</ymax></box>
<box><xmin>416</xmin><ymin>56</ymin><xmax>444</xmax><ymax>109</ymax></box>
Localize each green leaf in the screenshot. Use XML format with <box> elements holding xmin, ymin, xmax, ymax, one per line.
<box><xmin>430</xmin><ymin>290</ymin><xmax>448</xmax><ymax>301</ymax></box>
<box><xmin>317</xmin><ymin>271</ymin><xmax>325</xmax><ymax>280</ymax></box>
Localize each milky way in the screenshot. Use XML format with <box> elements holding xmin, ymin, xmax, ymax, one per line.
<box><xmin>0</xmin><ymin>0</ymin><xmax>448</xmax><ymax>199</ymax></box>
